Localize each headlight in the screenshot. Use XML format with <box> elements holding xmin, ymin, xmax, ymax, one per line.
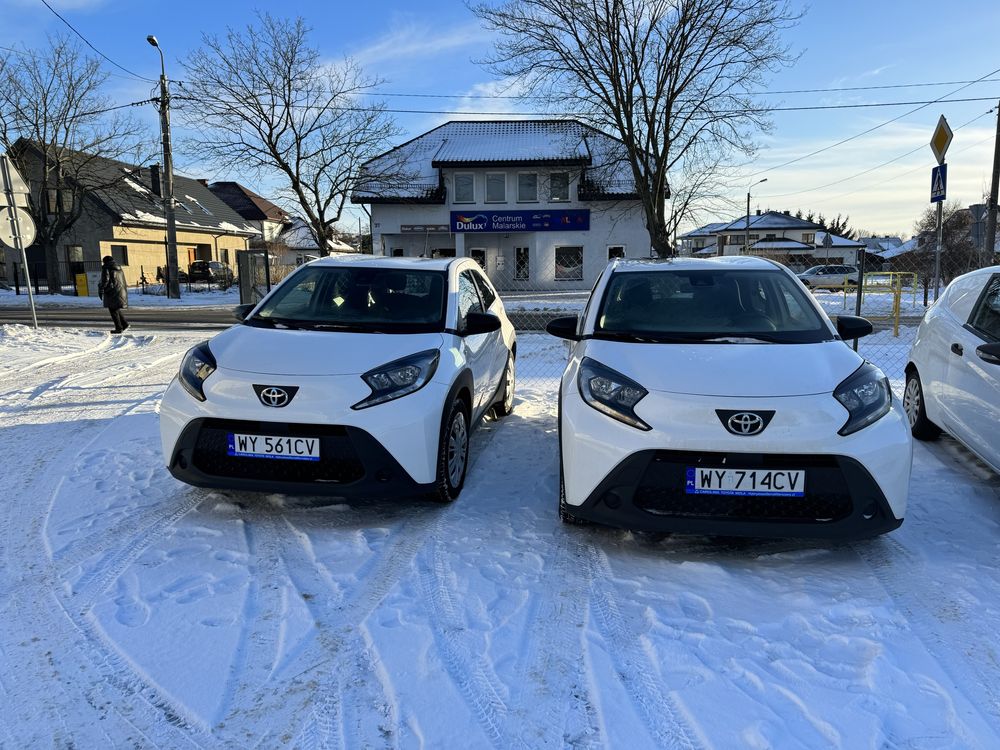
<box><xmin>577</xmin><ymin>357</ymin><xmax>650</xmax><ymax>430</ymax></box>
<box><xmin>178</xmin><ymin>341</ymin><xmax>216</xmax><ymax>402</ymax></box>
<box><xmin>834</xmin><ymin>362</ymin><xmax>891</xmax><ymax>435</ymax></box>
<box><xmin>352</xmin><ymin>349</ymin><xmax>440</xmax><ymax>410</ymax></box>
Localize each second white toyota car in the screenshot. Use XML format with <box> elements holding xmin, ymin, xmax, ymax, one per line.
<box><xmin>160</xmin><ymin>256</ymin><xmax>516</xmax><ymax>502</ymax></box>
<box><xmin>547</xmin><ymin>256</ymin><xmax>912</xmax><ymax>539</ymax></box>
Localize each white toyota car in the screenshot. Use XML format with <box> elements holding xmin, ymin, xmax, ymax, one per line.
<box><xmin>904</xmin><ymin>265</ymin><xmax>1000</xmax><ymax>472</ymax></box>
<box><xmin>160</xmin><ymin>256</ymin><xmax>516</xmax><ymax>502</ymax></box>
<box><xmin>547</xmin><ymin>256</ymin><xmax>912</xmax><ymax>539</ymax></box>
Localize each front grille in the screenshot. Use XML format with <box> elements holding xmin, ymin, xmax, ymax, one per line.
<box><xmin>190</xmin><ymin>419</ymin><xmax>364</xmax><ymax>484</ymax></box>
<box><xmin>631</xmin><ymin>451</ymin><xmax>853</xmax><ymax>523</ymax></box>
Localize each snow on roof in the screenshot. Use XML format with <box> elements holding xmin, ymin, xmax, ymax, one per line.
<box><xmin>877</xmin><ymin>237</ymin><xmax>919</xmax><ymax>259</ymax></box>
<box><xmin>352</xmin><ymin>119</ymin><xmax>636</xmax><ymax>201</ymax></box>
<box><xmin>749</xmin><ymin>239</ymin><xmax>814</xmax><ymax>251</ymax></box>
<box><xmin>680</xmin><ymin>222</ymin><xmax>728</xmax><ymax>238</ymax></box>
<box><xmin>717</xmin><ymin>211</ymin><xmax>825</xmax><ymax>233</ymax></box>
<box><xmin>815</xmin><ymin>231</ymin><xmax>865</xmax><ymax>248</ymax></box>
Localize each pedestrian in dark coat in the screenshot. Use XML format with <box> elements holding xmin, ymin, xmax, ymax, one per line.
<box><xmin>98</xmin><ymin>256</ymin><xmax>129</xmax><ymax>333</ymax></box>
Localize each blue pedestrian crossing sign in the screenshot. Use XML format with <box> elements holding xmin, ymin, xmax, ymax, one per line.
<box><xmin>930</xmin><ymin>164</ymin><xmax>947</xmax><ymax>203</ymax></box>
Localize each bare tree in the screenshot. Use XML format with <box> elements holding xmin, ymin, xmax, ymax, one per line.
<box><xmin>180</xmin><ymin>14</ymin><xmax>400</xmax><ymax>251</ymax></box>
<box><xmin>0</xmin><ymin>37</ymin><xmax>148</xmax><ymax>293</ymax></box>
<box><xmin>471</xmin><ymin>0</ymin><xmax>799</xmax><ymax>256</ymax></box>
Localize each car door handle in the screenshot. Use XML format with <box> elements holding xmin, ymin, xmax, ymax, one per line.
<box><xmin>951</xmin><ymin>343</ymin><xmax>963</xmax><ymax>356</ymax></box>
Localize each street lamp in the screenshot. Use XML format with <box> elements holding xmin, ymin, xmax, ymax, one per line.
<box><xmin>745</xmin><ymin>178</ymin><xmax>767</xmax><ymax>255</ymax></box>
<box><xmin>148</xmin><ymin>35</ymin><xmax>180</xmax><ymax>299</ymax></box>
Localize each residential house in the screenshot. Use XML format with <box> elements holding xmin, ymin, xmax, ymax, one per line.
<box><xmin>677</xmin><ymin>222</ymin><xmax>727</xmax><ymax>256</ymax></box>
<box><xmin>351</xmin><ymin>119</ymin><xmax>652</xmax><ymax>290</ymax></box>
<box><xmin>207</xmin><ymin>181</ymin><xmax>290</xmax><ymax>245</ymax></box>
<box><xmin>273</xmin><ymin>217</ymin><xmax>355</xmax><ymax>266</ymax></box>
<box><xmin>6</xmin><ymin>141</ymin><xmax>259</xmax><ymax>288</ymax></box>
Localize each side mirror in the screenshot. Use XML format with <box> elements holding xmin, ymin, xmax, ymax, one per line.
<box><xmin>546</xmin><ymin>315</ymin><xmax>580</xmax><ymax>341</ymax></box>
<box><xmin>234</xmin><ymin>303</ymin><xmax>255</xmax><ymax>321</ymax></box>
<box><xmin>836</xmin><ymin>315</ymin><xmax>873</xmax><ymax>341</ymax></box>
<box><xmin>976</xmin><ymin>342</ymin><xmax>1000</xmax><ymax>365</ymax></box>
<box><xmin>463</xmin><ymin>311</ymin><xmax>502</xmax><ymax>335</ymax></box>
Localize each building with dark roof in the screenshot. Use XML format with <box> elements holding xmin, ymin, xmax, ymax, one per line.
<box><xmin>351</xmin><ymin>120</ymin><xmax>651</xmax><ymax>289</ymax></box>
<box><xmin>6</xmin><ymin>140</ymin><xmax>259</xmax><ymax>288</ymax></box>
<box><xmin>207</xmin><ymin>181</ymin><xmax>290</xmax><ymax>245</ymax></box>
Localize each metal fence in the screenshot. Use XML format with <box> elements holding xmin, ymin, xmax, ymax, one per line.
<box><xmin>236</xmin><ymin>250</ymin><xmax>297</xmax><ymax>305</ymax></box>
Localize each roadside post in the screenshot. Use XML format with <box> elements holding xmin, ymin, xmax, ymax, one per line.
<box><xmin>853</xmin><ymin>244</ymin><xmax>867</xmax><ymax>352</ymax></box>
<box><xmin>929</xmin><ymin>115</ymin><xmax>952</xmax><ymax>301</ymax></box>
<box><xmin>0</xmin><ymin>153</ymin><xmax>38</xmax><ymax>329</ymax></box>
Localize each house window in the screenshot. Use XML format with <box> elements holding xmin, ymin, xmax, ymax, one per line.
<box><xmin>555</xmin><ymin>246</ymin><xmax>583</xmax><ymax>280</ymax></box>
<box><xmin>515</xmin><ymin>247</ymin><xmax>530</xmax><ymax>280</ymax></box>
<box><xmin>470</xmin><ymin>248</ymin><xmax>486</xmax><ymax>269</ymax></box>
<box><xmin>802</xmin><ymin>233</ymin><xmax>816</xmax><ymax>244</ymax></box>
<box><xmin>454</xmin><ymin>173</ymin><xmax>474</xmax><ymax>203</ymax></box>
<box><xmin>517</xmin><ymin>173</ymin><xmax>538</xmax><ymax>202</ymax></box>
<box><xmin>486</xmin><ymin>173</ymin><xmax>506</xmax><ymax>203</ymax></box>
<box><xmin>608</xmin><ymin>245</ymin><xmax>626</xmax><ymax>260</ymax></box>
<box><xmin>110</xmin><ymin>244</ymin><xmax>129</xmax><ymax>266</ymax></box>
<box><xmin>221</xmin><ymin>249</ymin><xmax>229</xmax><ymax>264</ymax></box>
<box><xmin>391</xmin><ymin>248</ymin><xmax>405</xmax><ymax>257</ymax></box>
<box><xmin>550</xmin><ymin>172</ymin><xmax>569</xmax><ymax>202</ymax></box>
<box><xmin>765</xmin><ymin>233</ymin><xmax>777</xmax><ymax>241</ymax></box>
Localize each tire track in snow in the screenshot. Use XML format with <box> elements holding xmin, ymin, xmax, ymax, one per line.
<box><xmin>585</xmin><ymin>545</ymin><xmax>703</xmax><ymax>750</ymax></box>
<box><xmin>852</xmin><ymin>537</ymin><xmax>1000</xmax><ymax>738</ymax></box>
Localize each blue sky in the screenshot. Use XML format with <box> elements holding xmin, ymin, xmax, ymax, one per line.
<box><xmin>3</xmin><ymin>0</ymin><xmax>1000</xmax><ymax>236</ymax></box>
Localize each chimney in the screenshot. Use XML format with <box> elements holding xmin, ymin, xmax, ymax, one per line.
<box><xmin>756</xmin><ymin>209</ymin><xmax>761</xmax><ymax>216</ymax></box>
<box><xmin>783</xmin><ymin>210</ymin><xmax>790</xmax><ymax>216</ymax></box>
<box><xmin>150</xmin><ymin>163</ymin><xmax>161</xmax><ymax>197</ymax></box>
<box><xmin>197</xmin><ymin>179</ymin><xmax>208</xmax><ymax>187</ymax></box>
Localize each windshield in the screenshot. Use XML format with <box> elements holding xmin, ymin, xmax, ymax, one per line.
<box><xmin>249</xmin><ymin>265</ymin><xmax>447</xmax><ymax>333</ymax></box>
<box><xmin>594</xmin><ymin>269</ymin><xmax>833</xmax><ymax>344</ymax></box>
<box><xmin>801</xmin><ymin>266</ymin><xmax>822</xmax><ymax>275</ymax></box>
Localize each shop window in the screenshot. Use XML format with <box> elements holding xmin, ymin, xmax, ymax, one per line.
<box><xmin>392</xmin><ymin>248</ymin><xmax>405</xmax><ymax>257</ymax></box>
<box><xmin>110</xmin><ymin>244</ymin><xmax>129</xmax><ymax>266</ymax></box>
<box><xmin>517</xmin><ymin>173</ymin><xmax>538</xmax><ymax>202</ymax></box>
<box><xmin>555</xmin><ymin>246</ymin><xmax>583</xmax><ymax>280</ymax></box>
<box><xmin>608</xmin><ymin>245</ymin><xmax>625</xmax><ymax>260</ymax></box>
<box><xmin>470</xmin><ymin>248</ymin><xmax>486</xmax><ymax>270</ymax></box>
<box><xmin>454</xmin><ymin>173</ymin><xmax>475</xmax><ymax>203</ymax></box>
<box><xmin>515</xmin><ymin>247</ymin><xmax>530</xmax><ymax>280</ymax></box>
<box><xmin>486</xmin><ymin>173</ymin><xmax>506</xmax><ymax>203</ymax></box>
<box><xmin>550</xmin><ymin>172</ymin><xmax>569</xmax><ymax>202</ymax></box>
<box><xmin>432</xmin><ymin>248</ymin><xmax>456</xmax><ymax>258</ymax></box>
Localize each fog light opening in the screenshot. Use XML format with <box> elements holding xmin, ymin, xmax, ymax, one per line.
<box><xmin>603</xmin><ymin>491</ymin><xmax>622</xmax><ymax>510</ymax></box>
<box><xmin>376</xmin><ymin>469</ymin><xmax>392</xmax><ymax>483</ymax></box>
<box><xmin>862</xmin><ymin>501</ymin><xmax>877</xmax><ymax>520</ymax></box>
<box><xmin>178</xmin><ymin>454</ymin><xmax>189</xmax><ymax>470</ymax></box>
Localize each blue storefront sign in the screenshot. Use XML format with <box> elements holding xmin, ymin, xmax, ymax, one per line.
<box><xmin>450</xmin><ymin>209</ymin><xmax>590</xmax><ymax>233</ymax></box>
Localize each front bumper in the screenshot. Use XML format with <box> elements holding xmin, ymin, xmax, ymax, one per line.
<box><xmin>564</xmin><ymin>448</ymin><xmax>902</xmax><ymax>539</ymax></box>
<box><xmin>167</xmin><ymin>417</ymin><xmax>435</xmax><ymax>496</ymax></box>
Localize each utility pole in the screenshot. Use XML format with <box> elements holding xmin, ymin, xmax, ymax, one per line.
<box><xmin>148</xmin><ymin>35</ymin><xmax>180</xmax><ymax>299</ymax></box>
<box><xmin>984</xmin><ymin>102</ymin><xmax>1000</xmax><ymax>265</ymax></box>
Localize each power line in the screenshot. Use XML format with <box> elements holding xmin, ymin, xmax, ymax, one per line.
<box><xmin>745</xmin><ymin>66</ymin><xmax>1000</xmax><ymax>179</ymax></box>
<box><xmin>0</xmin><ymin>43</ymin><xmax>146</xmax><ymax>82</ymax></box>
<box><xmin>757</xmin><ymin>108</ymin><xmax>997</xmax><ymax>200</ymax></box>
<box><xmin>372</xmin><ymin>77</ymin><xmax>1000</xmax><ymax>100</ymax></box>
<box><xmin>37</xmin><ymin>0</ymin><xmax>155</xmax><ymax>83</ymax></box>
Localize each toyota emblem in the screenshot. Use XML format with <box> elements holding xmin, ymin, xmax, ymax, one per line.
<box><xmin>716</xmin><ymin>409</ymin><xmax>775</xmax><ymax>436</ymax></box>
<box><xmin>252</xmin><ymin>384</ymin><xmax>299</xmax><ymax>408</ymax></box>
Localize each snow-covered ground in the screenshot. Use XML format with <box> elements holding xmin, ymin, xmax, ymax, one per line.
<box><xmin>0</xmin><ymin>285</ymin><xmax>241</xmax><ymax>308</ymax></box>
<box><xmin>1</xmin><ymin>324</ymin><xmax>999</xmax><ymax>748</ymax></box>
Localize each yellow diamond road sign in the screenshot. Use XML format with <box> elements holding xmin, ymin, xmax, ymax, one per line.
<box><xmin>930</xmin><ymin>115</ymin><xmax>953</xmax><ymax>165</ymax></box>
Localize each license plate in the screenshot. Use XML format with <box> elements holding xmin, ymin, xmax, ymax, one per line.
<box><xmin>227</xmin><ymin>433</ymin><xmax>321</xmax><ymax>461</ymax></box>
<box><xmin>685</xmin><ymin>467</ymin><xmax>805</xmax><ymax>497</ymax></box>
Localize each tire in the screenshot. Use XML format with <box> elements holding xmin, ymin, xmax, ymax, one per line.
<box><xmin>430</xmin><ymin>397</ymin><xmax>470</xmax><ymax>502</ymax></box>
<box><xmin>493</xmin><ymin>352</ymin><xmax>516</xmax><ymax>417</ymax></box>
<box><xmin>903</xmin><ymin>369</ymin><xmax>941</xmax><ymax>440</ymax></box>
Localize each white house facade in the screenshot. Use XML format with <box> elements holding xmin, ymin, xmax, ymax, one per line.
<box><xmin>352</xmin><ymin>120</ymin><xmax>652</xmax><ymax>290</ymax></box>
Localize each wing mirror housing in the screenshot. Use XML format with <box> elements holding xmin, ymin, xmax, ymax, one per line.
<box><xmin>234</xmin><ymin>303</ymin><xmax>255</xmax><ymax>321</ymax></box>
<box><xmin>976</xmin><ymin>342</ymin><xmax>1000</xmax><ymax>365</ymax></box>
<box><xmin>463</xmin><ymin>312</ymin><xmax>502</xmax><ymax>335</ymax></box>
<box><xmin>546</xmin><ymin>315</ymin><xmax>581</xmax><ymax>341</ymax></box>
<box><xmin>836</xmin><ymin>315</ymin><xmax>873</xmax><ymax>341</ymax></box>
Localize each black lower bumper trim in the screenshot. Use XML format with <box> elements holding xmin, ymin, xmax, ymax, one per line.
<box><xmin>565</xmin><ymin>449</ymin><xmax>902</xmax><ymax>539</ymax></box>
<box><xmin>169</xmin><ymin>418</ymin><xmax>433</xmax><ymax>497</ymax></box>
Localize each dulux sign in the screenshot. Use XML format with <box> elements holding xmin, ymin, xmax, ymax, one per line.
<box><xmin>450</xmin><ymin>209</ymin><xmax>590</xmax><ymax>233</ymax></box>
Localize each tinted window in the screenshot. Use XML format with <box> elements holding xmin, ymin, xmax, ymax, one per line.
<box><xmin>458</xmin><ymin>271</ymin><xmax>484</xmax><ymax>329</ymax></box>
<box><xmin>596</xmin><ymin>269</ymin><xmax>831</xmax><ymax>343</ymax></box>
<box><xmin>472</xmin><ymin>272</ymin><xmax>497</xmax><ymax>309</ymax></box>
<box><xmin>252</xmin><ymin>266</ymin><xmax>447</xmax><ymax>332</ymax></box>
<box><xmin>969</xmin><ymin>275</ymin><xmax>1000</xmax><ymax>341</ymax></box>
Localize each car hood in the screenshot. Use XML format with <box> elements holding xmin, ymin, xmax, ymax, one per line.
<box><xmin>208</xmin><ymin>325</ymin><xmax>445</xmax><ymax>376</ymax></box>
<box><xmin>582</xmin><ymin>339</ymin><xmax>863</xmax><ymax>397</ymax></box>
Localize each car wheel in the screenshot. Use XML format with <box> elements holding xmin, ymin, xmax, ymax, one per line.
<box><xmin>493</xmin><ymin>352</ymin><xmax>516</xmax><ymax>417</ymax></box>
<box><xmin>430</xmin><ymin>397</ymin><xmax>470</xmax><ymax>502</ymax></box>
<box><xmin>903</xmin><ymin>370</ymin><xmax>941</xmax><ymax>440</ymax></box>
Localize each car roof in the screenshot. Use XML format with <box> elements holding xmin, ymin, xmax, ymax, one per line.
<box><xmin>608</xmin><ymin>256</ymin><xmax>781</xmax><ymax>273</ymax></box>
<box><xmin>307</xmin><ymin>254</ymin><xmax>466</xmax><ymax>272</ymax></box>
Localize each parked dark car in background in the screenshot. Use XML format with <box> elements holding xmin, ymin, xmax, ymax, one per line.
<box><xmin>188</xmin><ymin>260</ymin><xmax>234</xmax><ymax>285</ymax></box>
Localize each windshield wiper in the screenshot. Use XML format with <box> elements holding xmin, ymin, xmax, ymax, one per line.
<box><xmin>249</xmin><ymin>315</ymin><xmax>306</xmax><ymax>330</ymax></box>
<box><xmin>594</xmin><ymin>331</ymin><xmax>707</xmax><ymax>343</ymax></box>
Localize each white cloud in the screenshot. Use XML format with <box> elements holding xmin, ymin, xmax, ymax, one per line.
<box><xmin>349</xmin><ymin>19</ymin><xmax>490</xmax><ymax>69</ymax></box>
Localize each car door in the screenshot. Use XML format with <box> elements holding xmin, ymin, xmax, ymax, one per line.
<box><xmin>457</xmin><ymin>270</ymin><xmax>492</xmax><ymax>413</ymax></box>
<box><xmin>943</xmin><ymin>273</ymin><xmax>1000</xmax><ymax>468</ymax></box>
<box><xmin>471</xmin><ymin>270</ymin><xmax>507</xmax><ymax>391</ymax></box>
